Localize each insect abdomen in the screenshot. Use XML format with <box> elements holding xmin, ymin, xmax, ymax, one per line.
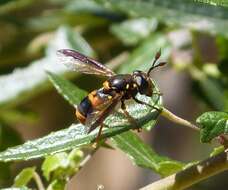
<box><xmin>76</xmin><ymin>89</ymin><xmax>111</xmax><ymax>125</ymax></box>
<box><xmin>76</xmin><ymin>96</ymin><xmax>92</xmax><ymax>124</ymax></box>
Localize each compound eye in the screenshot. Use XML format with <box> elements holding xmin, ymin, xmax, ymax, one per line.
<box><xmin>135</xmin><ymin>76</ymin><xmax>142</xmax><ymax>86</ymax></box>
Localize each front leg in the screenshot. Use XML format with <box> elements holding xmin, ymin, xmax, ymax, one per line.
<box><xmin>133</xmin><ymin>97</ymin><xmax>162</xmax><ymax>112</ymax></box>
<box><xmin>121</xmin><ymin>100</ymin><xmax>141</xmax><ymax>132</ymax></box>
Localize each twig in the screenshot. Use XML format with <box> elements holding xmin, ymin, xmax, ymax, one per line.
<box><xmin>79</xmin><ymin>145</ymin><xmax>100</xmax><ymax>169</ymax></box>
<box><xmin>140</xmin><ymin>149</ymin><xmax>228</xmax><ymax>190</ymax></box>
<box><xmin>161</xmin><ymin>108</ymin><xmax>199</xmax><ymax>131</ymax></box>
<box><xmin>33</xmin><ymin>171</ymin><xmax>45</xmax><ymax>190</ymax></box>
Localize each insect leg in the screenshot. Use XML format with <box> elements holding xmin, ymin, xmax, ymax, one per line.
<box><xmin>133</xmin><ymin>97</ymin><xmax>162</xmax><ymax>112</ymax></box>
<box><xmin>95</xmin><ymin>123</ymin><xmax>105</xmax><ymax>144</ymax></box>
<box><xmin>121</xmin><ymin>100</ymin><xmax>141</xmax><ymax>132</ymax></box>
<box><xmin>153</xmin><ymin>92</ymin><xmax>163</xmax><ymax>96</ymax></box>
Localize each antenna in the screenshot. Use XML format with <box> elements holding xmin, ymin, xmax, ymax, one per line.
<box><xmin>147</xmin><ymin>49</ymin><xmax>166</xmax><ymax>76</ymax></box>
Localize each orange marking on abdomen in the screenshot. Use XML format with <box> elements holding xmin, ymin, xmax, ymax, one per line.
<box><xmin>88</xmin><ymin>91</ymin><xmax>104</xmax><ymax>107</ymax></box>
<box><xmin>103</xmin><ymin>81</ymin><xmax>110</xmax><ymax>90</ymax></box>
<box><xmin>76</xmin><ymin>110</ymin><xmax>86</xmax><ymax>124</ymax></box>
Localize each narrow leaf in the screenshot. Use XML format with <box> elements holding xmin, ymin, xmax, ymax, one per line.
<box><xmin>14</xmin><ymin>167</ymin><xmax>36</xmax><ymax>187</ymax></box>
<box><xmin>47</xmin><ymin>179</ymin><xmax>65</xmax><ymax>190</ymax></box>
<box><xmin>1</xmin><ymin>188</ymin><xmax>30</xmax><ymax>190</ymax></box>
<box><xmin>0</xmin><ymin>26</ymin><xmax>94</xmax><ymax>108</ymax></box>
<box><xmin>198</xmin><ymin>0</ymin><xmax>228</xmax><ymax>7</ymax></box>
<box><xmin>118</xmin><ymin>34</ymin><xmax>171</xmax><ymax>74</ymax></box>
<box><xmin>42</xmin><ymin>149</ymin><xmax>83</xmax><ymax>181</ymax></box>
<box><xmin>111</xmin><ymin>18</ymin><xmax>158</xmax><ymax>45</ymax></box>
<box><xmin>0</xmin><ymin>102</ymin><xmax>160</xmax><ymax>162</ymax></box>
<box><xmin>42</xmin><ymin>153</ymin><xmax>69</xmax><ymax>180</ymax></box>
<box><xmin>196</xmin><ymin>111</ymin><xmax>228</xmax><ymax>143</ymax></box>
<box><xmin>111</xmin><ymin>132</ymin><xmax>184</xmax><ymax>176</ymax></box>
<box><xmin>210</xmin><ymin>146</ymin><xmax>225</xmax><ymax>157</ymax></box>
<box><xmin>97</xmin><ymin>0</ymin><xmax>228</xmax><ymax>37</ymax></box>
<box><xmin>47</xmin><ymin>72</ymin><xmax>87</xmax><ymax>106</ymax></box>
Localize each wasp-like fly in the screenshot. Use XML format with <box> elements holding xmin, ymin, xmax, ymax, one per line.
<box><xmin>57</xmin><ymin>49</ymin><xmax>166</xmax><ymax>142</ymax></box>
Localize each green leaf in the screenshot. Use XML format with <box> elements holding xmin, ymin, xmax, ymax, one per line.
<box><xmin>0</xmin><ymin>123</ymin><xmax>22</xmax><ymax>186</ymax></box>
<box><xmin>97</xmin><ymin>0</ymin><xmax>228</xmax><ymax>37</ymax></box>
<box><xmin>196</xmin><ymin>111</ymin><xmax>228</xmax><ymax>143</ymax></box>
<box><xmin>42</xmin><ymin>149</ymin><xmax>84</xmax><ymax>181</ymax></box>
<box><xmin>118</xmin><ymin>34</ymin><xmax>171</xmax><ymax>74</ymax></box>
<box><xmin>1</xmin><ymin>188</ymin><xmax>30</xmax><ymax>190</ymax></box>
<box><xmin>42</xmin><ymin>152</ymin><xmax>69</xmax><ymax>180</ymax></box>
<box><xmin>111</xmin><ymin>132</ymin><xmax>184</xmax><ymax>176</ymax></box>
<box><xmin>111</xmin><ymin>18</ymin><xmax>158</xmax><ymax>45</ymax></box>
<box><xmin>0</xmin><ymin>73</ymin><xmax>162</xmax><ymax>162</ymax></box>
<box><xmin>47</xmin><ymin>72</ymin><xmax>87</xmax><ymax>106</ymax></box>
<box><xmin>47</xmin><ymin>179</ymin><xmax>66</xmax><ymax>190</ymax></box>
<box><xmin>210</xmin><ymin>146</ymin><xmax>225</xmax><ymax>157</ymax></box>
<box><xmin>14</xmin><ymin>167</ymin><xmax>35</xmax><ymax>187</ymax></box>
<box><xmin>197</xmin><ymin>0</ymin><xmax>228</xmax><ymax>7</ymax></box>
<box><xmin>0</xmin><ymin>26</ymin><xmax>94</xmax><ymax>109</ymax></box>
<box><xmin>0</xmin><ymin>101</ymin><xmax>160</xmax><ymax>162</ymax></box>
<box><xmin>68</xmin><ymin>149</ymin><xmax>84</xmax><ymax>165</ymax></box>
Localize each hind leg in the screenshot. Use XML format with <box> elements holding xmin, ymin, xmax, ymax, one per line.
<box><xmin>121</xmin><ymin>100</ymin><xmax>141</xmax><ymax>132</ymax></box>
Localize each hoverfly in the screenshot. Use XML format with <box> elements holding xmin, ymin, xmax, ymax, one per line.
<box><xmin>57</xmin><ymin>49</ymin><xmax>166</xmax><ymax>142</ymax></box>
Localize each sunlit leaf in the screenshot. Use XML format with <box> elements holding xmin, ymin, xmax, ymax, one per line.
<box><xmin>111</xmin><ymin>132</ymin><xmax>184</xmax><ymax>176</ymax></box>
<box><xmin>14</xmin><ymin>167</ymin><xmax>35</xmax><ymax>187</ymax></box>
<box><xmin>196</xmin><ymin>111</ymin><xmax>228</xmax><ymax>143</ymax></box>
<box><xmin>0</xmin><ymin>103</ymin><xmax>160</xmax><ymax>162</ymax></box>
<box><xmin>210</xmin><ymin>146</ymin><xmax>225</xmax><ymax>157</ymax></box>
<box><xmin>111</xmin><ymin>18</ymin><xmax>158</xmax><ymax>45</ymax></box>
<box><xmin>198</xmin><ymin>0</ymin><xmax>228</xmax><ymax>7</ymax></box>
<box><xmin>0</xmin><ymin>26</ymin><xmax>94</xmax><ymax>109</ymax></box>
<box><xmin>42</xmin><ymin>152</ymin><xmax>69</xmax><ymax>180</ymax></box>
<box><xmin>0</xmin><ymin>71</ymin><xmax>161</xmax><ymax>161</ymax></box>
<box><xmin>0</xmin><ymin>123</ymin><xmax>22</xmax><ymax>186</ymax></box>
<box><xmin>47</xmin><ymin>72</ymin><xmax>87</xmax><ymax>106</ymax></box>
<box><xmin>47</xmin><ymin>179</ymin><xmax>65</xmax><ymax>190</ymax></box>
<box><xmin>1</xmin><ymin>188</ymin><xmax>30</xmax><ymax>190</ymax></box>
<box><xmin>42</xmin><ymin>149</ymin><xmax>83</xmax><ymax>181</ymax></box>
<box><xmin>118</xmin><ymin>34</ymin><xmax>171</xmax><ymax>74</ymax></box>
<box><xmin>96</xmin><ymin>0</ymin><xmax>228</xmax><ymax>37</ymax></box>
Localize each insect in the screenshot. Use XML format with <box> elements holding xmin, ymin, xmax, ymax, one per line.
<box><xmin>57</xmin><ymin>49</ymin><xmax>166</xmax><ymax>142</ymax></box>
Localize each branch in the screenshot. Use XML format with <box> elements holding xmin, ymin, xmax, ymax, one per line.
<box><xmin>33</xmin><ymin>171</ymin><xmax>45</xmax><ymax>190</ymax></box>
<box><xmin>161</xmin><ymin>108</ymin><xmax>199</xmax><ymax>131</ymax></box>
<box><xmin>140</xmin><ymin>149</ymin><xmax>228</xmax><ymax>190</ymax></box>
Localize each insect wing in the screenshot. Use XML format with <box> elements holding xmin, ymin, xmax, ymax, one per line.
<box><xmin>57</xmin><ymin>49</ymin><xmax>115</xmax><ymax>77</ymax></box>
<box><xmin>86</xmin><ymin>93</ymin><xmax>122</xmax><ymax>133</ymax></box>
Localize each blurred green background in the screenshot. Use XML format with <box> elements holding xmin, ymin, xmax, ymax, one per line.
<box><xmin>0</xmin><ymin>0</ymin><xmax>228</xmax><ymax>189</ymax></box>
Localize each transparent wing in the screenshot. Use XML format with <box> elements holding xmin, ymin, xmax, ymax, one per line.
<box><xmin>86</xmin><ymin>93</ymin><xmax>122</xmax><ymax>133</ymax></box>
<box><xmin>57</xmin><ymin>49</ymin><xmax>115</xmax><ymax>77</ymax></box>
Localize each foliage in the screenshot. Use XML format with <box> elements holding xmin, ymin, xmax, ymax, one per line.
<box><xmin>197</xmin><ymin>111</ymin><xmax>228</xmax><ymax>143</ymax></box>
<box><xmin>0</xmin><ymin>0</ymin><xmax>227</xmax><ymax>189</ymax></box>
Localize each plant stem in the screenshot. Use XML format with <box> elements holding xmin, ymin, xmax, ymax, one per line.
<box><xmin>140</xmin><ymin>148</ymin><xmax>228</xmax><ymax>190</ymax></box>
<box><xmin>79</xmin><ymin>146</ymin><xmax>99</xmax><ymax>169</ymax></box>
<box><xmin>161</xmin><ymin>108</ymin><xmax>199</xmax><ymax>131</ymax></box>
<box><xmin>33</xmin><ymin>172</ymin><xmax>45</xmax><ymax>190</ymax></box>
